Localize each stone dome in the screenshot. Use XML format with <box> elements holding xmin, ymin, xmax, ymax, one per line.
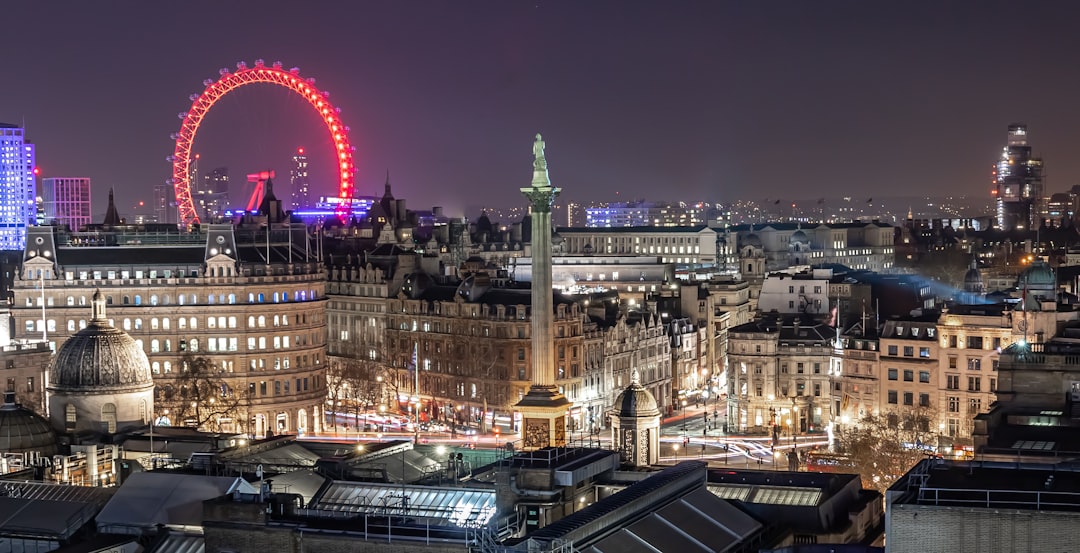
<box><xmin>49</xmin><ymin>291</ymin><xmax>153</xmax><ymax>391</ymax></box>
<box><xmin>1017</xmin><ymin>260</ymin><xmax>1056</xmax><ymax>289</ymax></box>
<box><xmin>743</xmin><ymin>233</ymin><xmax>762</xmax><ymax>248</ymax></box>
<box><xmin>0</xmin><ymin>394</ymin><xmax>57</xmax><ymax>455</ymax></box>
<box><xmin>964</xmin><ymin>266</ymin><xmax>982</xmax><ymax>284</ymax></box>
<box><xmin>615</xmin><ymin>381</ymin><xmax>660</xmax><ymax>418</ymax></box>
<box><xmin>791</xmin><ymin>229</ymin><xmax>809</xmax><ymax>243</ymax></box>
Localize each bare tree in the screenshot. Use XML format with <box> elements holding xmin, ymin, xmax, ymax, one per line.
<box><xmin>327</xmin><ymin>342</ymin><xmax>399</xmax><ymax>432</ymax></box>
<box><xmin>833</xmin><ymin>406</ymin><xmax>942</xmax><ymax>493</ymax></box>
<box><xmin>155</xmin><ymin>353</ymin><xmax>247</xmax><ymax>433</ymax></box>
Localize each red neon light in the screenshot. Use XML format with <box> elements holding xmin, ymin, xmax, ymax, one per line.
<box><xmin>297</xmin><ymin>147</ymin><xmax>304</xmax><ymax>155</ymax></box>
<box><xmin>171</xmin><ymin>60</ymin><xmax>356</xmax><ymax>226</ymax></box>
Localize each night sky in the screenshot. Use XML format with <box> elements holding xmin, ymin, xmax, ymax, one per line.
<box><xmin>3</xmin><ymin>1</ymin><xmax>1080</xmax><ymax>218</ymax></box>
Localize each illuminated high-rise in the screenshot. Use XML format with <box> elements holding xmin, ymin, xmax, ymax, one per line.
<box><xmin>0</xmin><ymin>124</ymin><xmax>36</xmax><ymax>250</ymax></box>
<box><xmin>199</xmin><ymin>167</ymin><xmax>229</xmax><ymax>220</ymax></box>
<box><xmin>41</xmin><ymin>177</ymin><xmax>92</xmax><ymax>231</ymax></box>
<box><xmin>291</xmin><ymin>147</ymin><xmax>310</xmax><ymax>210</ymax></box>
<box><xmin>993</xmin><ymin>124</ymin><xmax>1044</xmax><ymax>231</ymax></box>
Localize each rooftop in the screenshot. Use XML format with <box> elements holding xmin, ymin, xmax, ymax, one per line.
<box><xmin>891</xmin><ymin>459</ymin><xmax>1080</xmax><ymax>513</ymax></box>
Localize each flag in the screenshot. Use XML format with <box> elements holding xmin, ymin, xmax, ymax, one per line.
<box><xmin>410</xmin><ymin>342</ymin><xmax>418</xmax><ymax>371</ymax></box>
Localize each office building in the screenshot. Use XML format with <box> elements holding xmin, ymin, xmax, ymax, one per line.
<box><xmin>993</xmin><ymin>124</ymin><xmax>1044</xmax><ymax>231</ymax></box>
<box><xmin>290</xmin><ymin>148</ymin><xmax>310</xmax><ymax>210</ymax></box>
<box><xmin>0</xmin><ymin>124</ymin><xmax>35</xmax><ymax>251</ymax></box>
<box><xmin>199</xmin><ymin>167</ymin><xmax>230</xmax><ymax>220</ymax></box>
<box><xmin>41</xmin><ymin>177</ymin><xmax>92</xmax><ymax>231</ymax></box>
<box><xmin>585</xmin><ymin>201</ymin><xmax>710</xmax><ymax>227</ymax></box>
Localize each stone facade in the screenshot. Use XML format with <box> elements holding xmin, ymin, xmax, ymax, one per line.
<box><xmin>11</xmin><ymin>224</ymin><xmax>328</xmax><ymax>437</ymax></box>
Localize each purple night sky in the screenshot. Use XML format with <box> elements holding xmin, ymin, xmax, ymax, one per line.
<box><xmin>3</xmin><ymin>1</ymin><xmax>1080</xmax><ymax>218</ymax></box>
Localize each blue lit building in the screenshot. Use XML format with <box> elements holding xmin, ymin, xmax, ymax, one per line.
<box><xmin>585</xmin><ymin>201</ymin><xmax>710</xmax><ymax>228</ymax></box>
<box><xmin>0</xmin><ymin>124</ymin><xmax>36</xmax><ymax>251</ymax></box>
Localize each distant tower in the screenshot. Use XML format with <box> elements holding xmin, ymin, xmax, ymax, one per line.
<box><xmin>994</xmin><ymin>124</ymin><xmax>1044</xmax><ymax>231</ymax></box>
<box><xmin>291</xmin><ymin>147</ymin><xmax>310</xmax><ymax>210</ymax></box>
<box><xmin>610</xmin><ymin>370</ymin><xmax>661</xmax><ymax>466</ymax></box>
<box><xmin>516</xmin><ymin>133</ymin><xmax>571</xmax><ymax>450</ymax></box>
<box><xmin>41</xmin><ymin>178</ymin><xmax>92</xmax><ymax>231</ymax></box>
<box><xmin>0</xmin><ymin>123</ymin><xmax>36</xmax><ymax>250</ymax></box>
<box><xmin>963</xmin><ymin>256</ymin><xmax>984</xmax><ymax>297</ymax></box>
<box><xmin>201</xmin><ymin>167</ymin><xmax>230</xmax><ymax>220</ymax></box>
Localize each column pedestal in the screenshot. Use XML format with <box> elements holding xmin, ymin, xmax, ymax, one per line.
<box><xmin>517</xmin><ymin>385</ymin><xmax>570</xmax><ymax>450</ymax></box>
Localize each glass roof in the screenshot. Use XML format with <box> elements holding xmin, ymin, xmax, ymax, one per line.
<box><xmin>311</xmin><ymin>482</ymin><xmax>497</xmax><ymax>528</ymax></box>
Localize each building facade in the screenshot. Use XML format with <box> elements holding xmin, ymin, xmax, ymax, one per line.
<box><xmin>727</xmin><ymin>316</ymin><xmax>836</xmax><ymax>435</ymax></box>
<box><xmin>290</xmin><ymin>149</ymin><xmax>309</xmax><ymax>210</ymax></box>
<box><xmin>555</xmin><ymin>226</ymin><xmax>719</xmax><ymax>265</ymax></box>
<box><xmin>11</xmin><ymin>222</ymin><xmax>328</xmax><ymax>438</ymax></box>
<box><xmin>41</xmin><ymin>178</ymin><xmax>92</xmax><ymax>232</ymax></box>
<box><xmin>994</xmin><ymin>123</ymin><xmax>1044</xmax><ymax>231</ymax></box>
<box><xmin>585</xmin><ymin>201</ymin><xmax>710</xmax><ymax>228</ymax></box>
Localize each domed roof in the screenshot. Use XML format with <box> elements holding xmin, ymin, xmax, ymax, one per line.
<box><xmin>49</xmin><ymin>291</ymin><xmax>153</xmax><ymax>391</ymax></box>
<box><xmin>964</xmin><ymin>266</ymin><xmax>983</xmax><ymax>284</ymax></box>
<box><xmin>1018</xmin><ymin>259</ymin><xmax>1056</xmax><ymax>289</ymax></box>
<box><xmin>0</xmin><ymin>394</ymin><xmax>57</xmax><ymax>455</ymax></box>
<box><xmin>791</xmin><ymin>229</ymin><xmax>809</xmax><ymax>243</ymax></box>
<box><xmin>456</xmin><ymin>273</ymin><xmax>492</xmax><ymax>302</ymax></box>
<box><xmin>742</xmin><ymin>233</ymin><xmax>762</xmax><ymax>248</ymax></box>
<box><xmin>401</xmin><ymin>270</ymin><xmax>435</xmax><ymax>299</ymax></box>
<box><xmin>614</xmin><ymin>372</ymin><xmax>660</xmax><ymax>418</ymax></box>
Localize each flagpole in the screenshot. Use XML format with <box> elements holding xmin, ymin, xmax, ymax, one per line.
<box><xmin>413</xmin><ymin>342</ymin><xmax>420</xmax><ymax>444</ymax></box>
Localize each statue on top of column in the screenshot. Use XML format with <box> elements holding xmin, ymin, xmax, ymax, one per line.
<box><xmin>533</xmin><ymin>133</ymin><xmax>547</xmax><ymax>171</ymax></box>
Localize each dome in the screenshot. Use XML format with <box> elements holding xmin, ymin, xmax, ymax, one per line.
<box><xmin>791</xmin><ymin>229</ymin><xmax>809</xmax><ymax>243</ymax></box>
<box><xmin>401</xmin><ymin>270</ymin><xmax>435</xmax><ymax>299</ymax></box>
<box><xmin>0</xmin><ymin>394</ymin><xmax>57</xmax><ymax>455</ymax></box>
<box><xmin>964</xmin><ymin>266</ymin><xmax>982</xmax><ymax>285</ymax></box>
<box><xmin>1018</xmin><ymin>260</ymin><xmax>1056</xmax><ymax>289</ymax></box>
<box><xmin>615</xmin><ymin>381</ymin><xmax>660</xmax><ymax>418</ymax></box>
<box><xmin>49</xmin><ymin>291</ymin><xmax>153</xmax><ymax>391</ymax></box>
<box><xmin>743</xmin><ymin>233</ymin><xmax>762</xmax><ymax>248</ymax></box>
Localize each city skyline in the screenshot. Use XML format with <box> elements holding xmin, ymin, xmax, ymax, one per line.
<box><xmin>4</xmin><ymin>2</ymin><xmax>1080</xmax><ymax>219</ymax></box>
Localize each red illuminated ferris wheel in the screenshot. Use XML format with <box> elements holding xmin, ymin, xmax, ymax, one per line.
<box><xmin>170</xmin><ymin>60</ymin><xmax>355</xmax><ymax>227</ymax></box>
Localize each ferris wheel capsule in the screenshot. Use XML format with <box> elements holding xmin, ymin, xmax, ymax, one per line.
<box><xmin>170</xmin><ymin>133</ymin><xmax>179</xmax><ymax>140</ymax></box>
<box><xmin>306</xmin><ymin>77</ymin><xmax>316</xmax><ymax>84</ymax></box>
<box><xmin>219</xmin><ymin>67</ymin><xmax>230</xmax><ymax>75</ymax></box>
<box><xmin>189</xmin><ymin>94</ymin><xmax>199</xmax><ymax>102</ymax></box>
<box><xmin>254</xmin><ymin>59</ymin><xmax>265</xmax><ymax>67</ymax></box>
<box><xmin>178</xmin><ymin>112</ymin><xmax>188</xmax><ymax>119</ymax></box>
<box><xmin>289</xmin><ymin>67</ymin><xmax>300</xmax><ymax>74</ymax></box>
<box><xmin>272</xmin><ymin>61</ymin><xmax>283</xmax><ymax>69</ymax></box>
<box><xmin>236</xmin><ymin>61</ymin><xmax>247</xmax><ymax>70</ymax></box>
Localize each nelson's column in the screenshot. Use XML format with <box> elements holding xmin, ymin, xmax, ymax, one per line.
<box><xmin>516</xmin><ymin>133</ymin><xmax>571</xmax><ymax>450</ymax></box>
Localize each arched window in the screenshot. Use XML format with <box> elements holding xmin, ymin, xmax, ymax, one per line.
<box><xmin>190</xmin><ymin>294</ymin><xmax>197</xmax><ymax>304</ymax></box>
<box><xmin>248</xmin><ymin>316</ymin><xmax>255</xmax><ymax>328</ymax></box>
<box><xmin>164</xmin><ymin>361</ymin><xmax>172</xmax><ymax>373</ymax></box>
<box><xmin>134</xmin><ymin>318</ymin><xmax>142</xmax><ymax>330</ymax></box>
<box><xmin>178</xmin><ymin>318</ymin><xmax>187</xmax><ymax>330</ymax></box>
<box><xmin>258</xmin><ymin>316</ymin><xmax>266</xmax><ymax>328</ymax></box>
<box><xmin>164</xmin><ymin>339</ymin><xmax>171</xmax><ymax>352</ymax></box>
<box><xmin>151</xmin><ymin>339</ymin><xmax>160</xmax><ymax>353</ymax></box>
<box><xmin>248</xmin><ymin>293</ymin><xmax>255</xmax><ymax>303</ymax></box>
<box><xmin>273</xmin><ymin>292</ymin><xmax>280</xmax><ymax>303</ymax></box>
<box><xmin>151</xmin><ymin>318</ymin><xmax>159</xmax><ymax>330</ymax></box>
<box><xmin>258</xmin><ymin>293</ymin><xmax>264</xmax><ymax>302</ymax></box>
<box><xmin>189</xmin><ymin>317</ymin><xmax>197</xmax><ymax>329</ymax></box>
<box><xmin>152</xmin><ymin>361</ymin><xmax>160</xmax><ymax>374</ymax></box>
<box><xmin>283</xmin><ymin>292</ymin><xmax>289</xmax><ymax>302</ymax></box>
<box><xmin>162</xmin><ymin>318</ymin><xmax>170</xmax><ymax>330</ymax></box>
<box><xmin>217</xmin><ymin>316</ymin><xmax>226</xmax><ymax>329</ymax></box>
<box><xmin>123</xmin><ymin>318</ymin><xmax>131</xmax><ymax>330</ymax></box>
<box><xmin>67</xmin><ymin>320</ymin><xmax>75</xmax><ymax>332</ymax></box>
<box><xmin>179</xmin><ymin>295</ymin><xmax>185</xmax><ymax>306</ymax></box>
<box><xmin>123</xmin><ymin>295</ymin><xmax>130</xmax><ymax>305</ymax></box>
<box><xmin>208</xmin><ymin>295</ymin><xmax>215</xmax><ymax>305</ymax></box>
<box><xmin>189</xmin><ymin>338</ymin><xmax>199</xmax><ymax>352</ymax></box>
<box><xmin>65</xmin><ymin>404</ymin><xmax>77</xmax><ymax>427</ymax></box>
<box><xmin>134</xmin><ymin>295</ymin><xmax>142</xmax><ymax>306</ymax></box>
<box><xmin>150</xmin><ymin>295</ymin><xmax>159</xmax><ymax>306</ymax></box>
<box><xmin>228</xmin><ymin>316</ymin><xmax>237</xmax><ymax>329</ymax></box>
<box><xmin>208</xmin><ymin>317</ymin><xmax>217</xmax><ymax>329</ymax></box>
<box><xmin>228</xmin><ymin>294</ymin><xmax>236</xmax><ymax>304</ymax></box>
<box><xmin>102</xmin><ymin>403</ymin><xmax>117</xmax><ymax>433</ymax></box>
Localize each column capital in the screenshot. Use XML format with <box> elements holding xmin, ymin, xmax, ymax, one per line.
<box><xmin>520</xmin><ymin>186</ymin><xmax>561</xmax><ymax>214</ymax></box>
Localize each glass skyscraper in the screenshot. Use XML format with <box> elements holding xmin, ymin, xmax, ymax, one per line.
<box><xmin>0</xmin><ymin>123</ymin><xmax>36</xmax><ymax>250</ymax></box>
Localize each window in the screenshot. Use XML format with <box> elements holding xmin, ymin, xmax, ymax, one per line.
<box><xmin>903</xmin><ymin>392</ymin><xmax>913</xmax><ymax>406</ymax></box>
<box><xmin>797</xmin><ymin>362</ymin><xmax>804</xmax><ymax>374</ymax></box>
<box><xmin>919</xmin><ymin>393</ymin><xmax>930</xmax><ymax>407</ymax></box>
<box><xmin>967</xmin><ymin>336</ymin><xmax>984</xmax><ymax>350</ymax></box>
<box><xmin>903</xmin><ymin>369</ymin><xmax>913</xmax><ymax>382</ymax></box>
<box><xmin>948</xmin><ymin>396</ymin><xmax>960</xmax><ymax>413</ymax></box>
<box><xmin>990</xmin><ymin>378</ymin><xmax>997</xmax><ymax>392</ymax></box>
<box><xmin>992</xmin><ymin>337</ymin><xmax>1002</xmax><ymax>350</ymax></box>
<box><xmin>888</xmin><ymin>368</ymin><xmax>898</xmax><ymax>381</ymax></box>
<box><xmin>903</xmin><ymin>346</ymin><xmax>914</xmax><ymax>357</ymax></box>
<box><xmin>887</xmin><ymin>345</ymin><xmax>898</xmax><ymax>356</ymax></box>
<box><xmin>25</xmin><ymin>377</ymin><xmax>34</xmax><ymax>392</ymax></box>
<box><xmin>968</xmin><ymin>358</ymin><xmax>981</xmax><ymax>370</ymax></box>
<box><xmin>813</xmin><ymin>363</ymin><xmax>821</xmax><ymax>374</ymax></box>
<box><xmin>968</xmin><ymin>376</ymin><xmax>981</xmax><ymax>392</ymax></box>
<box><xmin>946</xmin><ymin>375</ymin><xmax>959</xmax><ymax>390</ymax></box>
<box><xmin>949</xmin><ymin>335</ymin><xmax>957</xmax><ymax>348</ymax></box>
<box><xmin>969</xmin><ymin>398</ymin><xmax>982</xmax><ymax>413</ymax></box>
<box><xmin>948</xmin><ymin>357</ymin><xmax>957</xmax><ymax>369</ymax></box>
<box><xmin>919</xmin><ymin>370</ymin><xmax>931</xmax><ymax>383</ymax></box>
<box><xmin>65</xmin><ymin>404</ymin><xmax>77</xmax><ymax>425</ymax></box>
<box><xmin>888</xmin><ymin>390</ymin><xmax>898</xmax><ymax>404</ymax></box>
<box><xmin>919</xmin><ymin>347</ymin><xmax>930</xmax><ymax>358</ymax></box>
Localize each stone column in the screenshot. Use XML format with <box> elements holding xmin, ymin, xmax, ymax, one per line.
<box><xmin>516</xmin><ymin>134</ymin><xmax>571</xmax><ymax>450</ymax></box>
